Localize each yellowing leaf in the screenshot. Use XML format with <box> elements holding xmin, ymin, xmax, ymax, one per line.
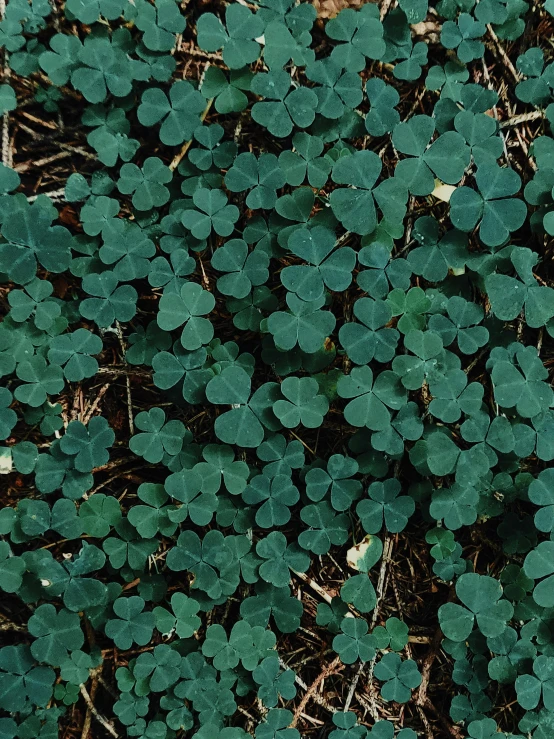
<box><xmin>347</xmin><ymin>534</ymin><xmax>383</xmax><ymax>572</ymax></box>
<box><xmin>0</xmin><ymin>448</ymin><xmax>12</xmax><ymax>475</ymax></box>
<box><xmin>432</xmin><ymin>180</ymin><xmax>456</xmax><ymax>203</ymax></box>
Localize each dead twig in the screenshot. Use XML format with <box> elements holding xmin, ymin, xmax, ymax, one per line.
<box><xmin>79</xmin><ymin>683</ymin><xmax>119</xmax><ymax>739</ymax></box>
<box><xmin>344</xmin><ymin>536</ymin><xmax>394</xmax><ymax>716</ymax></box>
<box><xmin>290</xmin><ymin>655</ymin><xmax>343</xmax><ymax>727</ymax></box>
<box><xmin>499</xmin><ymin>109</ymin><xmax>544</xmax><ymax>129</ymax></box>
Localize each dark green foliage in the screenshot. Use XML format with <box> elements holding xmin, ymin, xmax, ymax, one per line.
<box><xmin>0</xmin><ymin>1</ymin><xmax>553</xmax><ymax>738</ymax></box>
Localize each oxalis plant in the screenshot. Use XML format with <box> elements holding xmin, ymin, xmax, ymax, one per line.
<box><xmin>0</xmin><ymin>0</ymin><xmax>553</xmax><ymax>737</ymax></box>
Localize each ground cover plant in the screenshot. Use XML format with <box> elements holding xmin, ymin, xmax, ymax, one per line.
<box><xmin>0</xmin><ymin>0</ymin><xmax>554</xmax><ymax>737</ymax></box>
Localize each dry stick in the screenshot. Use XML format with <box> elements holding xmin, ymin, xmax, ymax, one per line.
<box><xmin>27</xmin><ymin>188</ymin><xmax>66</xmax><ymax>202</ymax></box>
<box><xmin>481</xmin><ymin>57</ymin><xmax>508</xmax><ymax>161</ymax></box>
<box><xmin>344</xmin><ymin>535</ymin><xmax>394</xmax><ymax>715</ymax></box>
<box><xmin>83</xmin><ymin>383</ymin><xmax>112</xmax><ymax>424</ymax></box>
<box><xmin>279</xmin><ymin>658</ymin><xmax>338</xmax><ymax>714</ymax></box>
<box><xmin>115</xmin><ymin>321</ymin><xmax>134</xmax><ymax>436</ymax></box>
<box><xmin>416</xmin><ymin>627</ymin><xmax>443</xmax><ymax>707</ymax></box>
<box><xmin>290</xmin><ymin>655</ymin><xmax>343</xmax><ymax>728</ymax></box>
<box><xmin>16</xmin><ymin>145</ymin><xmax>95</xmax><ymax>173</ymax></box>
<box><xmin>500</xmin><ymin>110</ymin><xmax>544</xmax><ymax>129</ymax></box>
<box><xmin>291</xmin><ymin>569</ymin><xmax>334</xmax><ymax>605</ymax></box>
<box><xmin>79</xmin><ymin>684</ymin><xmax>119</xmax><ymax>739</ymax></box>
<box><xmin>380</xmin><ymin>0</ymin><xmax>396</xmax><ymax>22</ymax></box>
<box><xmin>486</xmin><ymin>24</ymin><xmax>519</xmax><ymax>84</ymax></box>
<box><xmin>0</xmin><ymin>0</ymin><xmax>11</xmax><ymax>168</ymax></box>
<box><xmin>16</xmin><ymin>150</ymin><xmax>72</xmax><ymax>173</ymax></box>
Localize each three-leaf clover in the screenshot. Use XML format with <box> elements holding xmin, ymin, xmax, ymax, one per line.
<box><xmin>338</xmin><ymin>366</ymin><xmax>406</xmax><ymax>431</ymax></box>
<box><xmin>281</xmin><ymin>226</ymin><xmax>356</xmax><ymax>301</ymax></box>
<box><xmin>374</xmin><ymin>653</ymin><xmax>422</xmax><ymax>703</ymax></box>
<box><xmin>59</xmin><ymin>417</ymin><xmax>114</xmax><ymax>472</ymax></box>
<box><xmin>130</xmin><ymin>408</ymin><xmax>187</xmax><ymax>464</ymax></box>
<box><xmin>242</xmin><ymin>473</ymin><xmax>300</xmax><ymax>528</ymax></box>
<box><xmin>28</xmin><ymin>604</ymin><xmax>84</xmax><ymax>666</ymax></box>
<box><xmin>393</xmin><ymin>115</ymin><xmax>470</xmax><ymax>196</ymax></box>
<box><xmin>330</xmin><ymin>150</ymin><xmax>408</xmax><ymax>235</ymax></box>
<box><xmin>339</xmin><ymin>297</ymin><xmax>399</xmax><ymax>365</ymax></box>
<box><xmin>273</xmin><ymin>376</ymin><xmax>329</xmax><ymax>428</ymax></box>
<box><xmin>117</xmin><ymin>158</ymin><xmax>172</xmax><ymax>211</ymax></box>
<box><xmin>515</xmin><ymin>656</ymin><xmax>554</xmax><ymax>711</ymax></box>
<box><xmin>212</xmin><ymin>239</ymin><xmax>270</xmax><ymax>299</ymax></box>
<box><xmin>267</xmin><ymin>293</ymin><xmax>336</xmax><ymax>354</ymax></box>
<box><xmin>441</xmin><ymin>13</ymin><xmax>486</xmax><ymax>63</ymax></box>
<box><xmin>225</xmin><ymin>152</ymin><xmax>286</xmax><ymax>210</ymax></box>
<box><xmin>278</xmin><ymin>132</ymin><xmax>331</xmax><ymax>189</ymax></box>
<box><xmin>251</xmin><ymin>70</ymin><xmax>318</xmax><ymax>138</ymax></box>
<box><xmin>326</xmin><ymin>5</ymin><xmax>385</xmax><ymax>72</ymax></box>
<box><xmin>438</xmin><ymin>573</ymin><xmax>513</xmax><ymax>641</ymax></box>
<box><xmin>80</xmin><ymin>272</ymin><xmax>138</xmax><ymax>328</ymax></box>
<box><xmin>48</xmin><ymin>329</ymin><xmax>103</xmax><ymax>382</ymax></box>
<box><xmin>157</xmin><ymin>282</ymin><xmax>216</xmax><ymax>350</ymax></box>
<box><xmin>333</xmin><ymin>617</ymin><xmax>377</xmax><ymax>664</ymax></box>
<box><xmin>206</xmin><ymin>366</ymin><xmax>269</xmax><ymax>448</ymax></box>
<box><xmin>105</xmin><ymin>597</ymin><xmax>155</xmax><ymax>650</ymax></box>
<box><xmin>138</xmin><ymin>81</ymin><xmax>206</xmax><ymax>146</ymax></box>
<box><xmin>181</xmin><ymin>189</ymin><xmax>240</xmax><ymax>239</ymax></box>
<box><xmin>450</xmin><ymin>163</ymin><xmax>527</xmax><ymax>247</ymax></box>
<box><xmin>357</xmin><ymin>479</ymin><xmax>415</xmax><ymax>534</ymax></box>
<box><xmin>256</xmin><ymin>531</ymin><xmax>310</xmax><ymax>588</ymax></box>
<box><xmin>196</xmin><ymin>5</ymin><xmax>264</xmax><ymax>69</ymax></box>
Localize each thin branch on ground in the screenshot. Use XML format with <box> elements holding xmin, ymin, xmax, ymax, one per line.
<box><xmin>79</xmin><ymin>683</ymin><xmax>119</xmax><ymax>739</ymax></box>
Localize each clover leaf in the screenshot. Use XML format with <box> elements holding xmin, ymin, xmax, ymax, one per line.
<box><xmin>28</xmin><ymin>604</ymin><xmax>84</xmax><ymax>666</ymax></box>
<box><xmin>48</xmin><ymin>329</ymin><xmax>102</xmax><ymax>382</ymax></box>
<box><xmin>243</xmin><ymin>473</ymin><xmax>299</xmax><ymax>528</ymax></box>
<box><xmin>138</xmin><ymin>81</ymin><xmax>206</xmax><ymax>146</ymax></box>
<box><xmin>441</xmin><ymin>13</ymin><xmax>486</xmax><ymax>63</ymax></box>
<box><xmin>71</xmin><ymin>35</ymin><xmax>133</xmax><ymax>103</ymax></box>
<box><xmin>374</xmin><ymin>653</ymin><xmax>422</xmax><ymax>703</ymax></box>
<box><xmin>393</xmin><ymin>115</ymin><xmax>470</xmax><ymax>196</ymax></box>
<box><xmin>305</xmin><ymin>57</ymin><xmax>362</xmax><ymax>120</ymax></box>
<box><xmin>490</xmin><ymin>344</ymin><xmax>553</xmax><ymax>419</ymax></box>
<box><xmin>333</xmin><ymin>617</ymin><xmax>377</xmax><ymax>664</ymax></box>
<box><xmin>450</xmin><ymin>163</ymin><xmax>527</xmax><ymax>247</ymax></box>
<box><xmin>0</xmin><ymin>646</ymin><xmax>55</xmax><ymax>711</ymax></box>
<box><xmin>278</xmin><ymin>132</ymin><xmax>331</xmax><ymax>189</ymax></box>
<box><xmin>330</xmin><ymin>150</ymin><xmax>408</xmax><ymax>235</ymax></box>
<box><xmin>157</xmin><ymin>282</ymin><xmax>215</xmax><ymax>350</ymax></box>
<box><xmin>357</xmin><ymin>479</ymin><xmax>415</xmax><ymax>534</ymax></box>
<box><xmin>225</xmin><ymin>152</ymin><xmax>286</xmax><ymax>210</ymax></box>
<box><xmin>117</xmin><ymin>158</ymin><xmax>172</xmax><ymax>211</ymax></box>
<box><xmin>438</xmin><ymin>573</ymin><xmax>513</xmax><ymax>641</ymax></box>
<box><xmin>326</xmin><ymin>5</ymin><xmax>385</xmax><ymax>72</ymax></box>
<box><xmin>256</xmin><ymin>532</ymin><xmax>309</xmax><ymax>588</ymax></box>
<box><xmin>212</xmin><ymin>239</ymin><xmax>270</xmax><ymax>299</ymax></box>
<box><xmin>130</xmin><ymin>408</ymin><xmax>187</xmax><ymax>464</ymax></box>
<box><xmin>338</xmin><ymin>366</ymin><xmax>406</xmax><ymax>431</ymax></box>
<box><xmin>251</xmin><ymin>70</ymin><xmax>318</xmax><ymax>138</ymax></box>
<box><xmin>298</xmin><ymin>502</ymin><xmax>349</xmax><ymax>554</ymax></box>
<box><xmin>181</xmin><ymin>188</ymin><xmax>239</xmax><ymax>239</ymax></box>
<box><xmin>80</xmin><ymin>271</ymin><xmax>138</xmax><ymax>328</ymax></box>
<box><xmin>196</xmin><ymin>5</ymin><xmax>264</xmax><ymax>69</ymax></box>
<box><xmin>105</xmin><ymin>597</ymin><xmax>155</xmax><ymax>650</ymax></box>
<box><xmin>273</xmin><ymin>376</ymin><xmax>329</xmax><ymax>429</ymax></box>
<box><xmin>365</xmin><ymin>77</ymin><xmax>400</xmax><ymax>136</ymax></box>
<box><xmin>253</xmin><ymin>656</ymin><xmax>297</xmax><ymax>708</ymax></box>
<box><xmin>281</xmin><ymin>226</ymin><xmax>356</xmax><ymax>301</ymax></box>
<box><xmin>267</xmin><ymin>293</ymin><xmax>336</xmax><ymax>354</ymax></box>
<box><xmin>201</xmin><ymin>66</ymin><xmax>253</xmax><ymax>114</ymax></box>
